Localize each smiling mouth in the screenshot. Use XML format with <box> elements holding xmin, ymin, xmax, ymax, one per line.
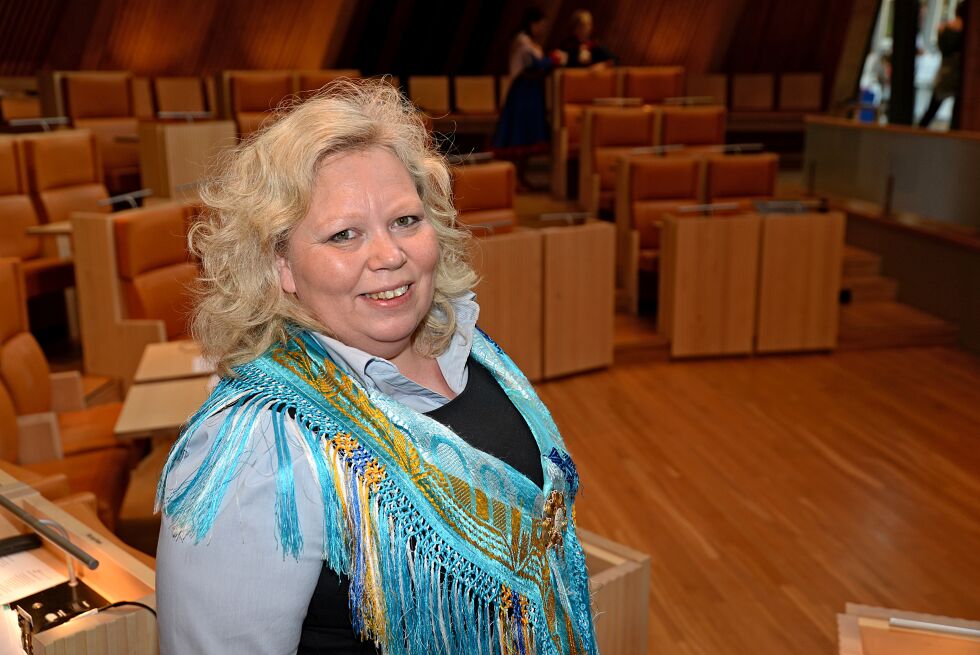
<box><xmin>363</xmin><ymin>284</ymin><xmax>410</xmax><ymax>301</ymax></box>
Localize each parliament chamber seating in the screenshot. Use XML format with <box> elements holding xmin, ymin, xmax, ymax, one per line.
<box><xmin>296</xmin><ymin>69</ymin><xmax>362</xmax><ymax>96</ymax></box>
<box><xmin>20</xmin><ymin>129</ymin><xmax>110</xmax><ymax>225</ymax></box>
<box><xmin>408</xmin><ymin>75</ymin><xmax>451</xmax><ymax>116</ymax></box>
<box><xmin>619</xmin><ymin>66</ymin><xmax>685</xmax><ymax>105</ymax></box>
<box><xmin>226</xmin><ymin>70</ymin><xmax>294</xmax><ymax>136</ymax></box>
<box><xmin>60</xmin><ymin>72</ymin><xmax>141</xmax><ymax>194</ymax></box>
<box><xmin>685</xmin><ymin>73</ymin><xmax>728</xmax><ymax>105</ymax></box>
<box><xmin>451</xmin><ymin>160</ymin><xmax>517</xmax><ymax>236</ymax></box>
<box><xmin>152</xmin><ymin>76</ymin><xmax>210</xmax><ymax>115</ymax></box>
<box><xmin>0</xmin><ymin>137</ymin><xmax>74</xmax><ymax>298</ymax></box>
<box><xmin>615</xmin><ymin>156</ymin><xmax>703</xmax><ymax>313</ymax></box>
<box><xmin>705</xmin><ymin>152</ymin><xmax>779</xmax><ymax>208</ymax></box>
<box><xmin>72</xmin><ymin>202</ymin><xmax>198</xmax><ymax>384</ymax></box>
<box><xmin>778</xmin><ymin>73</ymin><xmax>823</xmax><ymax>112</ymax></box>
<box><xmin>578</xmin><ymin>106</ymin><xmax>658</xmax><ymax>215</ymax></box>
<box><xmin>659</xmin><ymin>105</ymin><xmax>727</xmax><ymax>149</ymax></box>
<box><xmin>454</xmin><ymin>76</ymin><xmax>498</xmax><ymax>116</ymax></box>
<box><xmin>0</xmin><ymin>257</ymin><xmax>131</xmax><ymax>528</ymax></box>
<box><xmin>551</xmin><ymin>68</ymin><xmax>618</xmax><ymax>198</ymax></box>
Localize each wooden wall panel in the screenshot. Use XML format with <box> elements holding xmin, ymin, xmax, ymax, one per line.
<box><xmin>961</xmin><ymin>0</ymin><xmax>980</xmax><ymax>132</ymax></box>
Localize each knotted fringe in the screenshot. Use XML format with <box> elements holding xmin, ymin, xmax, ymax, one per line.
<box><xmin>157</xmin><ymin>340</ymin><xmax>596</xmax><ymax>655</ymax></box>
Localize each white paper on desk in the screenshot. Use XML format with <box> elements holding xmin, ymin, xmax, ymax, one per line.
<box><xmin>0</xmin><ymin>550</ymin><xmax>68</xmax><ymax>606</ymax></box>
<box><xmin>0</xmin><ymin>605</ymin><xmax>25</xmax><ymax>653</ymax></box>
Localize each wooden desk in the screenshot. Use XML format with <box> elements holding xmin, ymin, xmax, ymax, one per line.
<box><xmin>0</xmin><ymin>470</ymin><xmax>157</xmax><ymax>654</ymax></box>
<box><xmin>138</xmin><ymin>120</ymin><xmax>236</xmax><ymax>200</ymax></box>
<box><xmin>541</xmin><ymin>220</ymin><xmax>615</xmax><ymax>377</ymax></box>
<box><xmin>471</xmin><ymin>228</ymin><xmax>543</xmax><ymax>381</ymax></box>
<box><xmin>133</xmin><ymin>340</ymin><xmax>213</xmax><ymax>383</ymax></box>
<box><xmin>114</xmin><ymin>376</ymin><xmax>212</xmax><ymax>438</ymax></box>
<box><xmin>838</xmin><ymin>604</ymin><xmax>980</xmax><ymax>655</ymax></box>
<box><xmin>756</xmin><ymin>211</ymin><xmax>844</xmax><ymax>352</ymax></box>
<box><xmin>659</xmin><ymin>212</ymin><xmax>762</xmax><ymax>357</ymax></box>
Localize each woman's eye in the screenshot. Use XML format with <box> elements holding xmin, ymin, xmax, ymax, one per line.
<box><xmin>328</xmin><ymin>229</ymin><xmax>356</xmax><ymax>243</ymax></box>
<box><xmin>393</xmin><ymin>215</ymin><xmax>421</xmax><ymax>228</ymax></box>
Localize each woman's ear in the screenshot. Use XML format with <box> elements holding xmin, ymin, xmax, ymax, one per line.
<box><xmin>276</xmin><ymin>255</ymin><xmax>296</xmax><ymax>294</ymax></box>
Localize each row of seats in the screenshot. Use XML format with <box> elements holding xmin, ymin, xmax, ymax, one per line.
<box><xmin>0</xmin><ymin>131</ymin><xmax>109</xmax><ymax>298</ymax></box>
<box><xmin>616</xmin><ymin>152</ymin><xmax>779</xmax><ymax>312</ymax></box>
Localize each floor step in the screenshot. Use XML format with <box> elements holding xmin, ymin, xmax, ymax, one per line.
<box><xmin>840</xmin><ymin>275</ymin><xmax>899</xmax><ymax>303</ymax></box>
<box><xmin>838</xmin><ymin>301</ymin><xmax>959</xmax><ymax>350</ymax></box>
<box><xmin>842</xmin><ymin>245</ymin><xmax>882</xmax><ymax>278</ymax></box>
<box><xmin>613</xmin><ymin>313</ymin><xmax>670</xmax><ymax>364</ymax></box>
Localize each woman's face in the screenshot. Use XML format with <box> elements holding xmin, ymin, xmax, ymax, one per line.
<box><xmin>277</xmin><ymin>147</ymin><xmax>439</xmax><ymax>361</ymax></box>
<box><xmin>574</xmin><ymin>15</ymin><xmax>593</xmax><ymax>41</ymax></box>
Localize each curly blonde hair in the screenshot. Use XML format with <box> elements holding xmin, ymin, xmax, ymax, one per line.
<box><xmin>190</xmin><ymin>78</ymin><xmax>477</xmax><ymax>376</ymax></box>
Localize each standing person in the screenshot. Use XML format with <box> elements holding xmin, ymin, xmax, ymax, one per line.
<box><xmin>156</xmin><ymin>79</ymin><xmax>599</xmax><ymax>655</ymax></box>
<box><xmin>492</xmin><ymin>7</ymin><xmax>567</xmax><ymax>190</ymax></box>
<box><xmin>919</xmin><ymin>2</ymin><xmax>966</xmax><ymax>129</ymax></box>
<box><xmin>558</xmin><ymin>10</ymin><xmax>616</xmax><ymax>69</ymax></box>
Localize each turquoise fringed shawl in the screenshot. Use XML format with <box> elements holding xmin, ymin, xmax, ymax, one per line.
<box><xmin>157</xmin><ymin>329</ymin><xmax>598</xmax><ymax>655</ymax></box>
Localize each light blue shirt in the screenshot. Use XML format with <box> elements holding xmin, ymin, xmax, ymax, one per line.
<box><xmin>157</xmin><ymin>294</ymin><xmax>480</xmax><ymax>654</ymax></box>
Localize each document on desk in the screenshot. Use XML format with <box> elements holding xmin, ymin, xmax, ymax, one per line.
<box><xmin>0</xmin><ymin>550</ymin><xmax>68</xmax><ymax>605</ymax></box>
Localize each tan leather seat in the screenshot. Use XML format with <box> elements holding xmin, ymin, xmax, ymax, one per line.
<box><xmin>0</xmin><ymin>258</ymin><xmax>130</xmax><ymax>527</ymax></box>
<box><xmin>0</xmin><ymin>138</ymin><xmax>74</xmax><ymax>297</ymax></box>
<box><xmin>230</xmin><ymin>72</ymin><xmax>293</xmax><ymax>137</ymax></box>
<box><xmin>451</xmin><ymin>161</ymin><xmax>517</xmax><ymax>236</ymax></box>
<box><xmin>113</xmin><ymin>204</ymin><xmax>198</xmax><ymax>339</ymax></box>
<box><xmin>660</xmin><ymin>106</ymin><xmax>727</xmax><ymax>148</ymax></box>
<box><xmin>620</xmin><ymin>67</ymin><xmax>685</xmax><ymax>105</ymax></box>
<box><xmin>551</xmin><ymin>68</ymin><xmax>618</xmax><ymax>198</ymax></box>
<box><xmin>63</xmin><ymin>73</ymin><xmax>140</xmax><ymax>194</ymax></box>
<box><xmin>20</xmin><ymin>130</ymin><xmax>110</xmax><ymax>225</ymax></box>
<box><xmin>153</xmin><ymin>76</ymin><xmax>208</xmax><ymax>114</ymax></box>
<box><xmin>705</xmin><ymin>153</ymin><xmax>779</xmax><ymax>209</ymax></box>
<box><xmin>580</xmin><ymin>107</ymin><xmax>658</xmax><ymax>214</ymax></box>
<box><xmin>296</xmin><ymin>70</ymin><xmax>361</xmax><ymax>97</ymax></box>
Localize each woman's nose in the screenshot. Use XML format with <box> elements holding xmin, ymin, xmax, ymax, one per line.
<box><xmin>368</xmin><ymin>232</ymin><xmax>407</xmax><ymax>269</ymax></box>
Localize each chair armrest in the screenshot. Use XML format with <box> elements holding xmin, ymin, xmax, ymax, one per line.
<box><xmin>49</xmin><ymin>370</ymin><xmax>86</xmax><ymax>412</ymax></box>
<box><xmin>0</xmin><ymin>461</ymin><xmax>71</xmax><ymax>499</ymax></box>
<box><xmin>16</xmin><ymin>412</ymin><xmax>63</xmax><ymax>465</ymax></box>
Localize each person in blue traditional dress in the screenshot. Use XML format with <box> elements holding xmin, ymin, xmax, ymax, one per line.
<box><xmin>492</xmin><ymin>7</ymin><xmax>567</xmax><ymax>190</ymax></box>
<box><xmin>155</xmin><ymin>78</ymin><xmax>598</xmax><ymax>655</ymax></box>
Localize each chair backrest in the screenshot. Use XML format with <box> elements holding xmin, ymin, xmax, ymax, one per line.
<box><xmin>20</xmin><ymin>130</ymin><xmax>109</xmax><ymax>224</ymax></box>
<box><xmin>296</xmin><ymin>69</ymin><xmax>361</xmax><ymax>96</ymax></box>
<box><xmin>0</xmin><ymin>138</ymin><xmax>41</xmax><ymax>261</ymax></box>
<box><xmin>231</xmin><ymin>72</ymin><xmax>293</xmax><ymax>113</ymax></box>
<box><xmin>451</xmin><ymin>161</ymin><xmax>517</xmax><ymax>236</ymax></box>
<box><xmin>558</xmin><ymin>69</ymin><xmax>618</xmax><ymax>106</ymax></box>
<box><xmin>154</xmin><ymin>77</ymin><xmax>207</xmax><ymax>114</ymax></box>
<box><xmin>0</xmin><ymin>257</ymin><xmax>51</xmax><ymax>415</ymax></box>
<box><xmin>731</xmin><ymin>74</ymin><xmax>774</xmax><ymax>112</ymax></box>
<box><xmin>454</xmin><ymin>76</ymin><xmax>497</xmax><ymax>114</ymax></box>
<box><xmin>779</xmin><ymin>73</ymin><xmax>822</xmax><ymax>112</ymax></box>
<box><xmin>131</xmin><ymin>77</ymin><xmax>155</xmax><ymax>119</ymax></box>
<box><xmin>0</xmin><ymin>95</ymin><xmax>41</xmax><ymax>120</ymax></box>
<box><xmin>584</xmin><ymin>107</ymin><xmax>658</xmax><ymax>195</ymax></box>
<box><xmin>63</xmin><ymin>73</ymin><xmax>133</xmax><ymax>119</ymax></box>
<box><xmin>627</xmin><ymin>156</ymin><xmax>703</xmax><ymax>249</ymax></box>
<box><xmin>408</xmin><ymin>76</ymin><xmax>450</xmax><ymax>115</ymax></box>
<box><xmin>621</xmin><ymin>67</ymin><xmax>685</xmax><ymax>104</ymax></box>
<box><xmin>659</xmin><ymin>106</ymin><xmax>727</xmax><ymax>146</ymax></box>
<box><xmin>112</xmin><ymin>204</ymin><xmax>198</xmax><ymax>339</ymax></box>
<box><xmin>0</xmin><ymin>379</ymin><xmax>20</xmax><ymax>463</ymax></box>
<box><xmin>706</xmin><ymin>153</ymin><xmax>779</xmax><ymax>201</ymax></box>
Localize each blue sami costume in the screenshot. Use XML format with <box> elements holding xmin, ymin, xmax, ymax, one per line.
<box><xmin>157</xmin><ymin>328</ymin><xmax>599</xmax><ymax>655</ymax></box>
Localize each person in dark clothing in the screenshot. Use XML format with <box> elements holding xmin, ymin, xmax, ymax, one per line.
<box><xmin>558</xmin><ymin>10</ymin><xmax>616</xmax><ymax>69</ymax></box>
<box><xmin>919</xmin><ymin>2</ymin><xmax>966</xmax><ymax>129</ymax></box>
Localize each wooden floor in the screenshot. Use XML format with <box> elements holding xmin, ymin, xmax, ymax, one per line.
<box><xmin>534</xmin><ymin>346</ymin><xmax>980</xmax><ymax>654</ymax></box>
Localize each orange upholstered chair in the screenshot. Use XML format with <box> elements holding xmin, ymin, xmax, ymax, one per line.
<box><xmin>295</xmin><ymin>69</ymin><xmax>361</xmax><ymax>96</ymax></box>
<box><xmin>229</xmin><ymin>72</ymin><xmax>293</xmax><ymax>136</ymax></box>
<box><xmin>659</xmin><ymin>106</ymin><xmax>727</xmax><ymax>148</ymax></box>
<box><xmin>685</xmin><ymin>74</ymin><xmax>728</xmax><ymax>106</ymax></box>
<box><xmin>408</xmin><ymin>76</ymin><xmax>451</xmax><ymax>115</ymax></box>
<box><xmin>705</xmin><ymin>153</ymin><xmax>779</xmax><ymax>209</ymax></box>
<box><xmin>62</xmin><ymin>73</ymin><xmax>140</xmax><ymax>194</ymax></box>
<box><xmin>451</xmin><ymin>161</ymin><xmax>517</xmax><ymax>236</ymax></box>
<box><xmin>731</xmin><ymin>74</ymin><xmax>775</xmax><ymax>112</ymax></box>
<box><xmin>20</xmin><ymin>130</ymin><xmax>110</xmax><ymax>225</ymax></box>
<box><xmin>620</xmin><ymin>67</ymin><xmax>685</xmax><ymax>105</ymax></box>
<box><xmin>0</xmin><ymin>138</ymin><xmax>74</xmax><ymax>298</ymax></box>
<box><xmin>615</xmin><ymin>156</ymin><xmax>703</xmax><ymax>312</ymax></box>
<box><xmin>454</xmin><ymin>76</ymin><xmax>497</xmax><ymax>115</ymax></box>
<box><xmin>113</xmin><ymin>204</ymin><xmax>198</xmax><ymax>340</ymax></box>
<box><xmin>71</xmin><ymin>202</ymin><xmax>198</xmax><ymax>383</ymax></box>
<box><xmin>153</xmin><ymin>76</ymin><xmax>209</xmax><ymax>115</ymax></box>
<box><xmin>579</xmin><ymin>107</ymin><xmax>658</xmax><ymax>215</ymax></box>
<box><xmin>778</xmin><ymin>73</ymin><xmax>823</xmax><ymax>112</ymax></box>
<box><xmin>551</xmin><ymin>68</ymin><xmax>618</xmax><ymax>198</ymax></box>
<box><xmin>0</xmin><ymin>258</ymin><xmax>130</xmax><ymax>527</ymax></box>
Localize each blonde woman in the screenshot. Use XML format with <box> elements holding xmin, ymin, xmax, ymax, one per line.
<box><xmin>156</xmin><ymin>79</ymin><xmax>598</xmax><ymax>655</ymax></box>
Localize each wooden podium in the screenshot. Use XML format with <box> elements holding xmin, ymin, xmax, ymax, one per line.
<box><xmin>138</xmin><ymin>121</ymin><xmax>236</xmax><ymax>201</ymax></box>
<box><xmin>0</xmin><ymin>470</ymin><xmax>157</xmax><ymax>654</ymax></box>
